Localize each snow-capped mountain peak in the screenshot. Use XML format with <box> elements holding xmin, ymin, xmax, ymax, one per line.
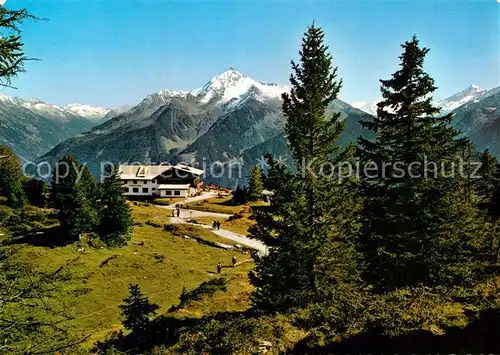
<box><xmin>64</xmin><ymin>103</ymin><xmax>111</xmax><ymax>120</ymax></box>
<box><xmin>436</xmin><ymin>84</ymin><xmax>486</xmax><ymax>113</ymax></box>
<box><xmin>351</xmin><ymin>100</ymin><xmax>380</xmax><ymax>116</ymax></box>
<box><xmin>190</xmin><ymin>67</ymin><xmax>289</xmax><ymax>106</ymax></box>
<box><xmin>209</xmin><ymin>67</ymin><xmax>247</xmax><ymax>87</ymax></box>
<box><xmin>190</xmin><ymin>68</ymin><xmax>253</xmax><ymax>104</ymax></box>
<box><xmin>352</xmin><ymin>85</ymin><xmax>488</xmax><ymax>116</ymax></box>
<box><xmin>135</xmin><ymin>68</ymin><xmax>289</xmax><ymax>113</ymax></box>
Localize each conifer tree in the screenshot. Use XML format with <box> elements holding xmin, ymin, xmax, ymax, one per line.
<box><xmin>0</xmin><ymin>145</ymin><xmax>26</xmax><ymax>207</ymax></box>
<box><xmin>231</xmin><ymin>185</ymin><xmax>248</xmax><ymax>205</ymax></box>
<box><xmin>119</xmin><ymin>284</ymin><xmax>159</xmax><ymax>337</ymax></box>
<box><xmin>23</xmin><ymin>177</ymin><xmax>48</xmax><ymax>207</ymax></box>
<box><xmin>99</xmin><ymin>167</ymin><xmax>132</xmax><ymax>247</ymax></box>
<box><xmin>0</xmin><ymin>7</ymin><xmax>36</xmax><ymax>88</ymax></box>
<box><xmin>247</xmin><ymin>165</ymin><xmax>264</xmax><ymax>201</ymax></box>
<box><xmin>478</xmin><ymin>149</ymin><xmax>498</xmax><ymax>204</ymax></box>
<box><xmin>249</xmin><ymin>25</ymin><xmax>361</xmax><ymax>312</ymax></box>
<box><xmin>0</xmin><ymin>7</ymin><xmax>86</xmax><ymax>354</ymax></box>
<box><xmin>357</xmin><ymin>36</ymin><xmax>493</xmax><ymax>291</ymax></box>
<box><xmin>51</xmin><ymin>155</ymin><xmax>98</xmax><ymax>240</ymax></box>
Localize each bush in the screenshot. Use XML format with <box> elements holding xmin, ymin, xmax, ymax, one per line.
<box><xmin>146</xmin><ymin>220</ymin><xmax>163</xmax><ymax>228</ymax></box>
<box><xmin>228</xmin><ymin>213</ymin><xmax>243</xmax><ymax>222</ymax></box>
<box><xmin>82</xmin><ymin>233</ymin><xmax>107</xmax><ymax>249</ymax></box>
<box><xmin>163</xmin><ymin>224</ymin><xmax>177</xmax><ymax>232</ymax></box>
<box><xmin>178</xmin><ymin>278</ymin><xmax>228</xmax><ymax>307</ymax></box>
<box><xmin>167</xmin><ymin>314</ymin><xmax>306</xmax><ymax>354</ymax></box>
<box><xmin>0</xmin><ymin>206</ymin><xmax>58</xmax><ymax>236</ymax></box>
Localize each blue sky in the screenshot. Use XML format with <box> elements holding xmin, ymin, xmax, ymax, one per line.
<box><xmin>1</xmin><ymin>0</ymin><xmax>498</xmax><ymax>108</ymax></box>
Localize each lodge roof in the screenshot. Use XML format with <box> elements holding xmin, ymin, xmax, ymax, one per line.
<box><xmin>118</xmin><ymin>164</ymin><xmax>204</xmax><ymax>180</ymax></box>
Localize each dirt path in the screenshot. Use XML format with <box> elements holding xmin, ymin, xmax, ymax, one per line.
<box><xmin>161</xmin><ymin>208</ymin><xmax>232</xmax><ymax>220</ymax></box>
<box><xmin>154</xmin><ymin>192</ymin><xmax>269</xmax><ymax>256</ymax></box>
<box><xmin>163</xmin><ymin>191</ymin><xmax>219</xmax><ymax>209</ymax></box>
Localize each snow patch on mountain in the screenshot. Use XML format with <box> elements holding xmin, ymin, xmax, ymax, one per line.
<box><xmin>190</xmin><ymin>68</ymin><xmax>289</xmax><ymax>106</ymax></box>
<box><xmin>436</xmin><ymin>85</ymin><xmax>486</xmax><ymax>113</ymax></box>
<box><xmin>65</xmin><ymin>104</ymin><xmax>111</xmax><ymax>120</ymax></box>
<box><xmin>129</xmin><ymin>68</ymin><xmax>289</xmax><ymax>117</ymax></box>
<box><xmin>0</xmin><ymin>94</ymin><xmax>114</xmax><ymax>122</ymax></box>
<box><xmin>351</xmin><ymin>100</ymin><xmax>380</xmax><ymax>116</ymax></box>
<box><xmin>351</xmin><ymin>85</ymin><xmax>487</xmax><ymax>116</ymax></box>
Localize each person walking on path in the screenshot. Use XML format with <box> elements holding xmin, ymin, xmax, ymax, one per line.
<box><xmin>232</xmin><ymin>255</ymin><xmax>236</xmax><ymax>267</ymax></box>
<box><xmin>212</xmin><ymin>220</ymin><xmax>217</xmax><ymax>230</ymax></box>
<box><xmin>217</xmin><ymin>221</ymin><xmax>221</xmax><ymax>230</ymax></box>
<box><xmin>177</xmin><ymin>208</ymin><xmax>180</xmax><ymax>218</ymax></box>
<box><xmin>217</xmin><ymin>262</ymin><xmax>222</xmax><ymax>274</ymax></box>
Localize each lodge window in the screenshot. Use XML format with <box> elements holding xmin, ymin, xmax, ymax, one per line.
<box><xmin>174</xmin><ymin>191</ymin><xmax>181</xmax><ymax>196</ymax></box>
<box><xmin>166</xmin><ymin>191</ymin><xmax>172</xmax><ymax>196</ymax></box>
<box><xmin>133</xmin><ymin>180</ymin><xmax>137</xmax><ymax>184</ymax></box>
<box><xmin>132</xmin><ymin>188</ymin><xmax>139</xmax><ymax>193</ymax></box>
<box><xmin>143</xmin><ymin>188</ymin><xmax>148</xmax><ymax>193</ymax></box>
<box><xmin>152</xmin><ymin>180</ymin><xmax>156</xmax><ymax>184</ymax></box>
<box><xmin>144</xmin><ymin>181</ymin><xmax>148</xmax><ymax>185</ymax></box>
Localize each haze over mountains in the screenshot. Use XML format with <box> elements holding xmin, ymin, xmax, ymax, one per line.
<box><xmin>1</xmin><ymin>67</ymin><xmax>499</xmax><ymax>186</ymax></box>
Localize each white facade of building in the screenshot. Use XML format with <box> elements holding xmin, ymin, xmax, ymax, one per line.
<box><xmin>118</xmin><ymin>165</ymin><xmax>204</xmax><ymax>198</ymax></box>
<box><xmin>157</xmin><ymin>184</ymin><xmax>191</xmax><ymax>198</ymax></box>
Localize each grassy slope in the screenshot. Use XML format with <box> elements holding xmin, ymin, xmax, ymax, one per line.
<box><xmin>183</xmin><ymin>196</ymin><xmax>248</xmax><ymax>214</ymax></box>
<box><xmin>194</xmin><ymin>216</ymin><xmax>255</xmax><ymax>236</ymax></box>
<box><xmin>7</xmin><ymin>203</ymin><xmax>254</xmax><ymax>347</ymax></box>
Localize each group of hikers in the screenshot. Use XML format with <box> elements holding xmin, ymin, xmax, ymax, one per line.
<box><xmin>217</xmin><ymin>255</ymin><xmax>237</xmax><ymax>273</ymax></box>
<box><xmin>171</xmin><ymin>208</ymin><xmax>181</xmax><ymax>218</ymax></box>
<box><xmin>212</xmin><ymin>220</ymin><xmax>221</xmax><ymax>230</ymax></box>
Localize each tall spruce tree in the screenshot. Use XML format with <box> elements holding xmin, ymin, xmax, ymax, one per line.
<box><xmin>0</xmin><ymin>7</ymin><xmax>36</xmax><ymax>88</ymax></box>
<box><xmin>247</xmin><ymin>165</ymin><xmax>264</xmax><ymax>201</ymax></box>
<box><xmin>0</xmin><ymin>7</ymin><xmax>87</xmax><ymax>353</ymax></box>
<box><xmin>357</xmin><ymin>36</ymin><xmax>494</xmax><ymax>291</ymax></box>
<box><xmin>0</xmin><ymin>145</ymin><xmax>26</xmax><ymax>207</ymax></box>
<box><xmin>99</xmin><ymin>167</ymin><xmax>132</xmax><ymax>247</ymax></box>
<box><xmin>478</xmin><ymin>149</ymin><xmax>498</xmax><ymax>205</ymax></box>
<box><xmin>249</xmin><ymin>25</ymin><xmax>361</xmax><ymax>312</ymax></box>
<box><xmin>119</xmin><ymin>284</ymin><xmax>159</xmax><ymax>339</ymax></box>
<box><xmin>51</xmin><ymin>155</ymin><xmax>98</xmax><ymax>240</ymax></box>
<box><xmin>23</xmin><ymin>177</ymin><xmax>48</xmax><ymax>207</ymax></box>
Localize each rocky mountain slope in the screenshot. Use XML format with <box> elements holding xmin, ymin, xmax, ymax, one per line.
<box><xmin>352</xmin><ymin>85</ymin><xmax>487</xmax><ymax>116</ymax></box>
<box><xmin>451</xmin><ymin>86</ymin><xmax>500</xmax><ymax>156</ymax></box>
<box><xmin>0</xmin><ymin>95</ymin><xmax>109</xmax><ymax>161</ymax></box>
<box><xmin>37</xmin><ymin>68</ymin><xmax>372</xmax><ymax>186</ymax></box>
<box><xmin>436</xmin><ymin>85</ymin><xmax>486</xmax><ymax>114</ymax></box>
<box><xmin>351</xmin><ymin>100</ymin><xmax>380</xmax><ymax>116</ymax></box>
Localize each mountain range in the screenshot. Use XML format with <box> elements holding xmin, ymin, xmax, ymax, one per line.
<box><xmin>33</xmin><ymin>68</ymin><xmax>371</xmax><ymax>186</ymax></box>
<box><xmin>351</xmin><ymin>84</ymin><xmax>487</xmax><ymax>116</ymax></box>
<box><xmin>1</xmin><ymin>68</ymin><xmax>499</xmax><ymax>186</ymax></box>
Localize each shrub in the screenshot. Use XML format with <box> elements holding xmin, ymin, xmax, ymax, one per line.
<box><xmin>163</xmin><ymin>224</ymin><xmax>177</xmax><ymax>232</ymax></box>
<box><xmin>168</xmin><ymin>314</ymin><xmax>306</xmax><ymax>354</ymax></box>
<box><xmin>178</xmin><ymin>278</ymin><xmax>228</xmax><ymax>307</ymax></box>
<box><xmin>228</xmin><ymin>213</ymin><xmax>243</xmax><ymax>222</ymax></box>
<box><xmin>146</xmin><ymin>220</ymin><xmax>162</xmax><ymax>228</ymax></box>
